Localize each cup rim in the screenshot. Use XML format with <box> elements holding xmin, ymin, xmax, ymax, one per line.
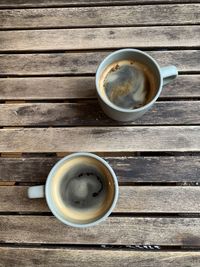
<box><xmin>95</xmin><ymin>48</ymin><xmax>163</xmax><ymax>113</ymax></box>
<box><xmin>45</xmin><ymin>152</ymin><xmax>119</xmax><ymax>228</ymax></box>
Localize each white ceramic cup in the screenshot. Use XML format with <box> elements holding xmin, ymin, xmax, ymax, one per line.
<box><xmin>28</xmin><ymin>152</ymin><xmax>119</xmax><ymax>228</ymax></box>
<box><xmin>96</xmin><ymin>48</ymin><xmax>178</xmax><ymax>121</ymax></box>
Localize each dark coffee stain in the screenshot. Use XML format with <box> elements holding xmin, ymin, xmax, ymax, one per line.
<box><xmin>72</xmin><ymin>58</ymin><xmax>79</xmax><ymax>65</ymax></box>
<box><xmin>24</xmin><ymin>13</ymin><xmax>44</xmax><ymax>20</ymax></box>
<box><xmin>88</xmin><ymin>60</ymin><xmax>98</xmax><ymax>65</ymax></box>
<box><xmin>181</xmin><ymin>234</ymin><xmax>200</xmax><ymax>246</ymax></box>
<box><xmin>178</xmin><ymin>136</ymin><xmax>189</xmax><ymax>146</ymax></box>
<box><xmin>70</xmin><ymin>68</ymin><xmax>78</xmax><ymax>73</ymax></box>
<box><xmin>32</xmin><ymin>258</ymin><xmax>40</xmax><ymax>265</ymax></box>
<box><xmin>87</xmin><ymin>11</ymin><xmax>97</xmax><ymax>19</ymax></box>
<box><xmin>16</xmin><ymin>104</ymin><xmax>73</xmax><ymax>126</ymax></box>
<box><xmin>165</xmin><ymin>31</ymin><xmax>178</xmax><ymax>40</ymax></box>
<box><xmin>87</xmin><ymin>34</ymin><xmax>95</xmax><ymax>40</ymax></box>
<box><xmin>17</xmin><ymin>105</ymin><xmax>53</xmax><ymax>116</ymax></box>
<box><xmin>57</xmin><ymin>56</ymin><xmax>70</xmax><ymax>68</ymax></box>
<box><xmin>16</xmin><ymin>106</ymin><xmax>36</xmax><ymax>116</ymax></box>
<box><xmin>92</xmin><ymin>174</ymin><xmax>103</xmax><ymax>197</ymax></box>
<box><xmin>109</xmin><ymin>30</ymin><xmax>115</xmax><ymax>39</ymax></box>
<box><xmin>92</xmin><ymin>129</ymin><xmax>110</xmax><ymax>135</ymax></box>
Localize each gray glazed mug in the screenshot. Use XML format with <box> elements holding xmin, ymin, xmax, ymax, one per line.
<box><xmin>28</xmin><ymin>152</ymin><xmax>118</xmax><ymax>228</ymax></box>
<box><xmin>96</xmin><ymin>48</ymin><xmax>178</xmax><ymax>121</ymax></box>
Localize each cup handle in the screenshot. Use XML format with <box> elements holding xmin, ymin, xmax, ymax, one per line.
<box><xmin>160</xmin><ymin>65</ymin><xmax>178</xmax><ymax>86</ymax></box>
<box><xmin>28</xmin><ymin>185</ymin><xmax>45</xmax><ymax>198</ymax></box>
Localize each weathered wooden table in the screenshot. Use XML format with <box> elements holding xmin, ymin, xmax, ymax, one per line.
<box><xmin>0</xmin><ymin>0</ymin><xmax>200</xmax><ymax>266</ymax></box>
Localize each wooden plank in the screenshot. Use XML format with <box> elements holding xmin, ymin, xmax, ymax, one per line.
<box><xmin>0</xmin><ymin>101</ymin><xmax>198</xmax><ymax>126</ymax></box>
<box><xmin>0</xmin><ymin>26</ymin><xmax>199</xmax><ymax>51</ymax></box>
<box><xmin>2</xmin><ymin>248</ymin><xmax>200</xmax><ymax>267</ymax></box>
<box><xmin>0</xmin><ymin>126</ymin><xmax>199</xmax><ymax>152</ymax></box>
<box><xmin>1</xmin><ymin>215</ymin><xmax>200</xmax><ymax>245</ymax></box>
<box><xmin>0</xmin><ymin>152</ymin><xmax>22</xmax><ymax>157</ymax></box>
<box><xmin>117</xmin><ymin>187</ymin><xmax>200</xmax><ymax>213</ymax></box>
<box><xmin>0</xmin><ymin>156</ymin><xmax>199</xmax><ymax>183</ymax></box>
<box><xmin>0</xmin><ymin>157</ymin><xmax>56</xmax><ymax>182</ymax></box>
<box><xmin>0</xmin><ymin>75</ymin><xmax>199</xmax><ymax>100</ymax></box>
<box><xmin>0</xmin><ymin>0</ymin><xmax>199</xmax><ymax>8</ymax></box>
<box><xmin>0</xmin><ymin>77</ymin><xmax>95</xmax><ymax>100</ymax></box>
<box><xmin>1</xmin><ymin>5</ymin><xmax>199</xmax><ymax>29</ymax></box>
<box><xmin>0</xmin><ymin>51</ymin><xmax>199</xmax><ymax>75</ymax></box>
<box><xmin>0</xmin><ymin>181</ymin><xmax>15</xmax><ymax>185</ymax></box>
<box><xmin>160</xmin><ymin>75</ymin><xmax>200</xmax><ymax>98</ymax></box>
<box><xmin>1</xmin><ymin>186</ymin><xmax>200</xmax><ymax>213</ymax></box>
<box><xmin>0</xmin><ymin>186</ymin><xmax>48</xmax><ymax>212</ymax></box>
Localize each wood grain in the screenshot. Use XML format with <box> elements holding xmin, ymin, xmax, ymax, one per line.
<box><xmin>0</xmin><ymin>126</ymin><xmax>199</xmax><ymax>152</ymax></box>
<box><xmin>0</xmin><ymin>0</ymin><xmax>199</xmax><ymax>262</ymax></box>
<box><xmin>0</xmin><ymin>26</ymin><xmax>199</xmax><ymax>51</ymax></box>
<box><xmin>0</xmin><ymin>156</ymin><xmax>199</xmax><ymax>183</ymax></box>
<box><xmin>117</xmin><ymin>187</ymin><xmax>200</xmax><ymax>213</ymax></box>
<box><xmin>1</xmin><ymin>215</ymin><xmax>200</xmax><ymax>245</ymax></box>
<box><xmin>0</xmin><ymin>50</ymin><xmax>199</xmax><ymax>75</ymax></box>
<box><xmin>1</xmin><ymin>5</ymin><xmax>199</xmax><ymax>29</ymax></box>
<box><xmin>0</xmin><ymin>75</ymin><xmax>199</xmax><ymax>100</ymax></box>
<box><xmin>1</xmin><ymin>186</ymin><xmax>200</xmax><ymax>213</ymax></box>
<box><xmin>2</xmin><ymin>248</ymin><xmax>200</xmax><ymax>267</ymax></box>
<box><xmin>0</xmin><ymin>0</ymin><xmax>199</xmax><ymax>8</ymax></box>
<box><xmin>0</xmin><ymin>77</ymin><xmax>95</xmax><ymax>99</ymax></box>
<box><xmin>0</xmin><ymin>101</ymin><xmax>198</xmax><ymax>126</ymax></box>
<box><xmin>0</xmin><ymin>181</ymin><xmax>15</xmax><ymax>185</ymax></box>
<box><xmin>0</xmin><ymin>186</ymin><xmax>48</xmax><ymax>212</ymax></box>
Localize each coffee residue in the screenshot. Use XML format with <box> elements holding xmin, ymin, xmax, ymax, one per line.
<box><xmin>103</xmin><ymin>62</ymin><xmax>149</xmax><ymax>109</ymax></box>
<box><xmin>111</xmin><ymin>64</ymin><xmax>120</xmax><ymax>72</ymax></box>
<box><xmin>62</xmin><ymin>171</ymin><xmax>105</xmax><ymax>210</ymax></box>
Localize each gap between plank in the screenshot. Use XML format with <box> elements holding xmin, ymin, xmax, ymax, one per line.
<box><xmin>0</xmin><ymin>1</ymin><xmax>199</xmax><ymax>9</ymax></box>
<box><xmin>0</xmin><ymin>71</ymin><xmax>199</xmax><ymax>78</ymax></box>
<box><xmin>1</xmin><ymin>23</ymin><xmax>200</xmax><ymax>31</ymax></box>
<box><xmin>2</xmin><ymin>243</ymin><xmax>200</xmax><ymax>252</ymax></box>
<box><xmin>0</xmin><ymin>47</ymin><xmax>199</xmax><ymax>54</ymax></box>
<box><xmin>1</xmin><ymin>151</ymin><xmax>200</xmax><ymax>157</ymax></box>
<box><xmin>1</xmin><ymin>213</ymin><xmax>200</xmax><ymax>217</ymax></box>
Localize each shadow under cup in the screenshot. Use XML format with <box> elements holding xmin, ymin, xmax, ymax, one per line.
<box><xmin>46</xmin><ymin>154</ymin><xmax>117</xmax><ymax>226</ymax></box>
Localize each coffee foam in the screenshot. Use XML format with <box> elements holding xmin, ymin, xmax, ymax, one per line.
<box><xmin>49</xmin><ymin>156</ymin><xmax>115</xmax><ymax>224</ymax></box>
<box><xmin>99</xmin><ymin>60</ymin><xmax>157</xmax><ymax>109</ymax></box>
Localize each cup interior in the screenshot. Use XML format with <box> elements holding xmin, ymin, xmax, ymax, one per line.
<box><xmin>96</xmin><ymin>49</ymin><xmax>161</xmax><ymax>112</ymax></box>
<box><xmin>45</xmin><ymin>153</ymin><xmax>117</xmax><ymax>227</ymax></box>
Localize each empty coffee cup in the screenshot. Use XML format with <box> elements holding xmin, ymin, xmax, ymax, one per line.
<box><xmin>96</xmin><ymin>48</ymin><xmax>178</xmax><ymax>121</ymax></box>
<box><xmin>28</xmin><ymin>153</ymin><xmax>118</xmax><ymax>228</ymax></box>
